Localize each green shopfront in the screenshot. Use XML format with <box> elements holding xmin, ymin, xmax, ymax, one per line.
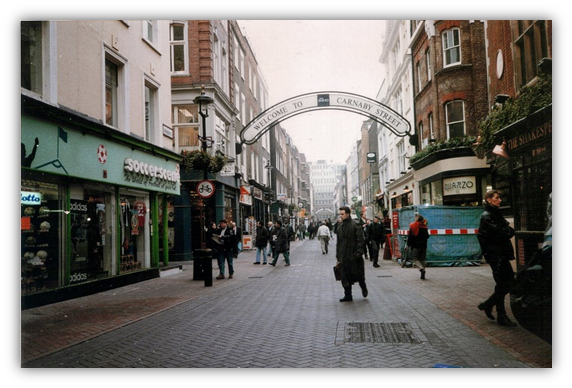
<box><xmin>21</xmin><ymin>97</ymin><xmax>181</xmax><ymax>307</ymax></box>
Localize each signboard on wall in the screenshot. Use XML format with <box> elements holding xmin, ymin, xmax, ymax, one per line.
<box><xmin>443</xmin><ymin>176</ymin><xmax>477</xmax><ymax>196</ymax></box>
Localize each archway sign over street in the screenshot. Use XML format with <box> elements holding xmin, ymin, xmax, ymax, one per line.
<box><xmin>239</xmin><ymin>91</ymin><xmax>412</xmax><ymax>146</ymax></box>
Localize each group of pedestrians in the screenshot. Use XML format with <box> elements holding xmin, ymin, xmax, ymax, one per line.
<box><xmin>360</xmin><ymin>216</ymin><xmax>387</xmax><ymax>268</ymax></box>
<box><xmin>333</xmin><ymin>190</ymin><xmax>517</xmax><ymax>330</ymax></box>
<box><xmin>206</xmin><ymin>219</ymin><xmax>241</xmax><ymax>280</ymax></box>
<box><xmin>223</xmin><ymin>189</ymin><xmax>517</xmax><ymax>329</ymax></box>
<box><xmin>253</xmin><ymin>220</ymin><xmax>293</xmax><ymax>267</ymax></box>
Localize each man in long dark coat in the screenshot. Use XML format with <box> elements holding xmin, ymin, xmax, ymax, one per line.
<box><xmin>335</xmin><ymin>206</ymin><xmax>367</xmax><ymax>302</ymax></box>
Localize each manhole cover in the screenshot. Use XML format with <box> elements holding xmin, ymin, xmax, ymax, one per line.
<box><xmin>343</xmin><ymin>322</ymin><xmax>422</xmax><ymax>344</ymax></box>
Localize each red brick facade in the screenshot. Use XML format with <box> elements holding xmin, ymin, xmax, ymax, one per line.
<box><xmin>485</xmin><ymin>20</ymin><xmax>552</xmax><ymax>102</ymax></box>
<box><xmin>412</xmin><ymin>20</ymin><xmax>488</xmax><ymax>144</ymax></box>
<box><xmin>170</xmin><ymin>20</ymin><xmax>215</xmax><ymax>89</ymax></box>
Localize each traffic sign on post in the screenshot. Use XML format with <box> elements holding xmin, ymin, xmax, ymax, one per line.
<box><xmin>196</xmin><ymin>180</ymin><xmax>215</xmax><ymax>198</ymax></box>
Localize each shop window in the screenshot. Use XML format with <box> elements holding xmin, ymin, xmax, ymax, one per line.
<box><xmin>430</xmin><ymin>181</ymin><xmax>443</xmax><ymax>205</ymax></box>
<box><xmin>21</xmin><ymin>180</ymin><xmax>61</xmax><ymax>294</ymax></box>
<box><xmin>421</xmin><ymin>183</ymin><xmax>431</xmax><ymax>205</ymax></box>
<box><xmin>120</xmin><ymin>194</ymin><xmax>149</xmax><ymax>273</ymax></box>
<box><xmin>70</xmin><ymin>190</ymin><xmax>113</xmax><ymax>283</ymax></box>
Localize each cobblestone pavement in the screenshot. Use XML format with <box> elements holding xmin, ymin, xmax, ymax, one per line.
<box><xmin>21</xmin><ymin>238</ymin><xmax>552</xmax><ymax>368</ymax></box>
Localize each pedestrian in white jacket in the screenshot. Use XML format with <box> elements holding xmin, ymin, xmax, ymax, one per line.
<box><xmin>317</xmin><ymin>222</ymin><xmax>331</xmax><ymax>254</ymax></box>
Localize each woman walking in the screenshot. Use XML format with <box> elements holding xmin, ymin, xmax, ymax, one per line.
<box><xmin>407</xmin><ymin>214</ymin><xmax>429</xmax><ymax>280</ymax></box>
<box><xmin>477</xmin><ymin>190</ymin><xmax>517</xmax><ymax>327</ymax></box>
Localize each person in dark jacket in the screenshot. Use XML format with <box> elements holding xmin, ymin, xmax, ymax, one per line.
<box><xmin>270</xmin><ymin>220</ymin><xmax>290</xmax><ymax>266</ymax></box>
<box><xmin>361</xmin><ymin>218</ymin><xmax>371</xmax><ymax>261</ymax></box>
<box><xmin>477</xmin><ymin>190</ymin><xmax>517</xmax><ymax>327</ymax></box>
<box><xmin>407</xmin><ymin>214</ymin><xmax>429</xmax><ymax>279</ymax></box>
<box><xmin>205</xmin><ymin>221</ymin><xmax>219</xmax><ymax>254</ymax></box>
<box><xmin>215</xmin><ymin>219</ymin><xmax>235</xmax><ymax>279</ymax></box>
<box><xmin>254</xmin><ymin>220</ymin><xmax>269</xmax><ymax>265</ymax></box>
<box><xmin>267</xmin><ymin>221</ymin><xmax>275</xmax><ymax>257</ymax></box>
<box><xmin>368</xmin><ymin>216</ymin><xmax>386</xmax><ymax>268</ymax></box>
<box><xmin>335</xmin><ymin>206</ymin><xmax>367</xmax><ymax>302</ymax></box>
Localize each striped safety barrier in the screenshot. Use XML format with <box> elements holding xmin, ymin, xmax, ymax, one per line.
<box><xmin>397</xmin><ymin>228</ymin><xmax>479</xmax><ymax>235</ymax></box>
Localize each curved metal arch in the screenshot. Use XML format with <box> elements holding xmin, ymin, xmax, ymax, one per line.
<box><xmin>239</xmin><ymin>91</ymin><xmax>412</xmax><ymax>146</ymax></box>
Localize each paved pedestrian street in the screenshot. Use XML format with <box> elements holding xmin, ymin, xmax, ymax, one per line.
<box><xmin>21</xmin><ymin>239</ymin><xmax>551</xmax><ymax>368</ymax></box>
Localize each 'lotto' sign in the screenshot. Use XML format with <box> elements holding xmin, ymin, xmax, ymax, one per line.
<box><xmin>21</xmin><ymin>191</ymin><xmax>42</xmax><ymax>205</ymax></box>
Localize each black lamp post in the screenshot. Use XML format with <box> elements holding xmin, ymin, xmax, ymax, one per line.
<box><xmin>193</xmin><ymin>85</ymin><xmax>214</xmax><ymax>179</ymax></box>
<box><xmin>265</xmin><ymin>160</ymin><xmax>273</xmax><ymax>223</ymax></box>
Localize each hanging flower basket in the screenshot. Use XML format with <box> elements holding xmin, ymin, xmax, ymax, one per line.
<box><xmin>181</xmin><ymin>150</ymin><xmax>227</xmax><ymax>174</ymax></box>
<box><xmin>181</xmin><ymin>150</ymin><xmax>211</xmax><ymax>171</ymax></box>
<box><xmin>208</xmin><ymin>153</ymin><xmax>227</xmax><ymax>174</ymax></box>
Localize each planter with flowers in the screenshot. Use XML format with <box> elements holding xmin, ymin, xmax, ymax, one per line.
<box><xmin>181</xmin><ymin>150</ymin><xmax>227</xmax><ymax>174</ymax></box>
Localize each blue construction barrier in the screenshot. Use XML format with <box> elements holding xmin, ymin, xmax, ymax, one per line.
<box><xmin>397</xmin><ymin>206</ymin><xmax>482</xmax><ymax>267</ymax></box>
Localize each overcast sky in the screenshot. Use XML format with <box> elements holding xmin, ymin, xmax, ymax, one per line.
<box><xmin>238</xmin><ymin>20</ymin><xmax>386</xmax><ymax>164</ymax></box>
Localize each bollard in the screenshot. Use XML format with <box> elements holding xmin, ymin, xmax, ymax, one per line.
<box><xmin>193</xmin><ymin>249</ymin><xmax>213</xmax><ymax>286</ymax></box>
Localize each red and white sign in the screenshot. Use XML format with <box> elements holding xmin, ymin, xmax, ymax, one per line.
<box><xmin>196</xmin><ymin>180</ymin><xmax>215</xmax><ymax>198</ymax></box>
<box><xmin>239</xmin><ymin>185</ymin><xmax>252</xmax><ymax>205</ymax></box>
<box><xmin>392</xmin><ymin>212</ymin><xmax>399</xmax><ymax>229</ymax></box>
<box><xmin>397</xmin><ymin>228</ymin><xmax>479</xmax><ymax>235</ymax></box>
<box><xmin>134</xmin><ymin>201</ymin><xmax>147</xmax><ymax>227</ymax></box>
<box><xmin>97</xmin><ymin>144</ymin><xmax>108</xmax><ymax>164</ymax></box>
<box><xmin>242</xmin><ymin>235</ymin><xmax>253</xmax><ymax>250</ymax></box>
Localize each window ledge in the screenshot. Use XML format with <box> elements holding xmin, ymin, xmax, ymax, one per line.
<box><xmin>435</xmin><ymin>63</ymin><xmax>473</xmax><ymax>77</ymax></box>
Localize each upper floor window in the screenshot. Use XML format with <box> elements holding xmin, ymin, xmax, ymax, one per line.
<box><xmin>170</xmin><ymin>22</ymin><xmax>187</xmax><ymax>74</ymax></box>
<box><xmin>21</xmin><ymin>21</ymin><xmax>43</xmax><ymax>94</ymax></box>
<box><xmin>105</xmin><ymin>59</ymin><xmax>119</xmax><ymax>127</ymax></box>
<box><xmin>442</xmin><ymin>28</ymin><xmax>461</xmax><ymax>67</ymax></box>
<box><xmin>426</xmin><ymin>49</ymin><xmax>432</xmax><ymax>81</ymax></box>
<box><xmin>419</xmin><ymin>121</ymin><xmax>425</xmax><ymax>148</ymax></box>
<box><xmin>143</xmin><ymin>20</ymin><xmax>158</xmax><ymax>46</ymax></box>
<box><xmin>397</xmin><ymin>140</ymin><xmax>407</xmax><ymax>174</ymax></box>
<box><xmin>240</xmin><ymin>48</ymin><xmax>245</xmax><ymax>79</ymax></box>
<box><xmin>213</xmin><ymin>31</ymin><xmax>229</xmax><ymax>94</ymax></box>
<box><xmin>144</xmin><ymin>77</ymin><xmax>159</xmax><ymax>143</ymax></box>
<box><xmin>240</xmin><ymin>93</ymin><xmax>246</xmax><ymax>123</ymax></box>
<box><xmin>445</xmin><ymin>101</ymin><xmax>465</xmax><ymax>139</ymax></box>
<box><xmin>392</xmin><ymin>89</ymin><xmax>402</xmax><ymax>115</ymax></box>
<box><xmin>215</xmin><ymin>115</ymin><xmax>229</xmax><ymax>155</ymax></box>
<box><xmin>513</xmin><ymin>20</ymin><xmax>549</xmax><ymax>87</ymax></box>
<box><xmin>416</xmin><ymin>62</ymin><xmax>422</xmax><ymax>92</ymax></box>
<box><xmin>428</xmin><ymin>113</ymin><xmax>434</xmax><ymax>140</ymax></box>
<box><xmin>234</xmin><ymin>34</ymin><xmax>240</xmax><ymax>70</ymax></box>
<box><xmin>234</xmin><ymin>82</ymin><xmax>240</xmax><ymax>119</ymax></box>
<box><xmin>173</xmin><ymin>104</ymin><xmax>199</xmax><ymax>150</ymax></box>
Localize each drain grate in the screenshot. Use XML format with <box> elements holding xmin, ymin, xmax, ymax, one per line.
<box><xmin>248</xmin><ymin>276</ymin><xmax>264</xmax><ymax>278</ymax></box>
<box><xmin>377</xmin><ymin>275</ymin><xmax>393</xmax><ymax>278</ymax></box>
<box><xmin>343</xmin><ymin>322</ymin><xmax>422</xmax><ymax>344</ymax></box>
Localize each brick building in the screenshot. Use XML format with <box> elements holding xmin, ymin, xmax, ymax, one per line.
<box><xmin>410</xmin><ymin>20</ymin><xmax>490</xmax><ymax>207</ymax></box>
<box><xmin>170</xmin><ymin>20</ymin><xmax>238</xmax><ymax>259</ymax></box>
<box><xmin>481</xmin><ymin>20</ymin><xmax>552</xmax><ymax>269</ymax></box>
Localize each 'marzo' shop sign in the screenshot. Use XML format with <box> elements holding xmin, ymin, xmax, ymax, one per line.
<box><xmin>239</xmin><ymin>92</ymin><xmax>412</xmax><ymax>146</ymax></box>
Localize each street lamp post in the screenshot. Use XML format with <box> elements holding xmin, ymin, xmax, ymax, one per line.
<box><xmin>193</xmin><ymin>85</ymin><xmax>214</xmax><ymax>180</ymax></box>
<box><xmin>265</xmin><ymin>160</ymin><xmax>273</xmax><ymax>223</ymax></box>
<box><xmin>192</xmin><ymin>86</ymin><xmax>215</xmax><ymax>285</ymax></box>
